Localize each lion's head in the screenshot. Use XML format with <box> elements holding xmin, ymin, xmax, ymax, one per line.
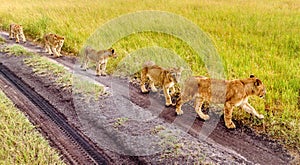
<box><xmin>169</xmin><ymin>67</ymin><xmax>183</xmax><ymax>83</ymax></box>
<box><xmin>108</xmin><ymin>48</ymin><xmax>118</xmax><ymax>58</ymax></box>
<box><xmin>250</xmin><ymin>75</ymin><xmax>266</xmax><ymax>98</ymax></box>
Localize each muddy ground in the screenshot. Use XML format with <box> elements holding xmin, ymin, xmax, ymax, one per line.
<box><xmin>0</xmin><ymin>32</ymin><xmax>297</xmax><ymax>164</ymax></box>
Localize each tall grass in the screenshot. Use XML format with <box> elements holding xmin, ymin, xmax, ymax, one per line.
<box><xmin>0</xmin><ymin>90</ymin><xmax>65</xmax><ymax>164</ymax></box>
<box><xmin>0</xmin><ymin>0</ymin><xmax>299</xmax><ymax>150</ymax></box>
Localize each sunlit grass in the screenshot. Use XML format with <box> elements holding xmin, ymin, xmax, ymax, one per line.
<box><xmin>0</xmin><ymin>90</ymin><xmax>65</xmax><ymax>164</ymax></box>
<box><xmin>1</xmin><ymin>44</ymin><xmax>34</xmax><ymax>56</ymax></box>
<box><xmin>0</xmin><ymin>0</ymin><xmax>299</xmax><ymax>150</ymax></box>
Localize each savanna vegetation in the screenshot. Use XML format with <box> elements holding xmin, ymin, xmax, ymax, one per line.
<box><xmin>0</xmin><ymin>90</ymin><xmax>65</xmax><ymax>164</ymax></box>
<box><xmin>0</xmin><ymin>0</ymin><xmax>299</xmax><ymax>152</ymax></box>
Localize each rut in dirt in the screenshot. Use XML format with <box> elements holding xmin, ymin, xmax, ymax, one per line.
<box><xmin>0</xmin><ymin>63</ymin><xmax>109</xmax><ymax>164</ymax></box>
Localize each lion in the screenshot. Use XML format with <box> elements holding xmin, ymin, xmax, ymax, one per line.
<box><xmin>140</xmin><ymin>61</ymin><xmax>183</xmax><ymax>106</ymax></box>
<box><xmin>175</xmin><ymin>75</ymin><xmax>266</xmax><ymax>129</ymax></box>
<box><xmin>80</xmin><ymin>46</ymin><xmax>117</xmax><ymax>76</ymax></box>
<box><xmin>43</xmin><ymin>33</ymin><xmax>65</xmax><ymax>58</ymax></box>
<box><xmin>9</xmin><ymin>24</ymin><xmax>26</xmax><ymax>43</ymax></box>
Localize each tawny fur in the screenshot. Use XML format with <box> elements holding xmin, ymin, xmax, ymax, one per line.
<box><xmin>176</xmin><ymin>75</ymin><xmax>266</xmax><ymax>129</ymax></box>
<box><xmin>9</xmin><ymin>24</ymin><xmax>26</xmax><ymax>43</ymax></box>
<box><xmin>80</xmin><ymin>46</ymin><xmax>117</xmax><ymax>76</ymax></box>
<box><xmin>140</xmin><ymin>61</ymin><xmax>183</xmax><ymax>106</ymax></box>
<box><xmin>43</xmin><ymin>33</ymin><xmax>65</xmax><ymax>58</ymax></box>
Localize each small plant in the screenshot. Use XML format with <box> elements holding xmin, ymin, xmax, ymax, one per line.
<box><xmin>0</xmin><ymin>36</ymin><xmax>5</xmax><ymax>44</ymax></box>
<box><xmin>113</xmin><ymin>117</ymin><xmax>129</xmax><ymax>128</ymax></box>
<box><xmin>151</xmin><ymin>125</ymin><xmax>166</xmax><ymax>134</ymax></box>
<box><xmin>73</xmin><ymin>76</ymin><xmax>105</xmax><ymax>100</ymax></box>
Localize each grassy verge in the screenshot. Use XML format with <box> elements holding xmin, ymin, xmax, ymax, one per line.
<box><xmin>0</xmin><ymin>90</ymin><xmax>65</xmax><ymax>164</ymax></box>
<box><xmin>1</xmin><ymin>44</ymin><xmax>34</xmax><ymax>56</ymax></box>
<box><xmin>0</xmin><ymin>0</ymin><xmax>299</xmax><ymax>151</ymax></box>
<box><xmin>1</xmin><ymin>44</ymin><xmax>106</xmax><ymax>99</ymax></box>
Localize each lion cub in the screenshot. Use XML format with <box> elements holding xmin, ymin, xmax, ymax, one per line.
<box><xmin>176</xmin><ymin>75</ymin><xmax>266</xmax><ymax>129</ymax></box>
<box><xmin>140</xmin><ymin>61</ymin><xmax>183</xmax><ymax>106</ymax></box>
<box><xmin>43</xmin><ymin>33</ymin><xmax>65</xmax><ymax>58</ymax></box>
<box><xmin>80</xmin><ymin>46</ymin><xmax>117</xmax><ymax>76</ymax></box>
<box><xmin>9</xmin><ymin>24</ymin><xmax>26</xmax><ymax>43</ymax></box>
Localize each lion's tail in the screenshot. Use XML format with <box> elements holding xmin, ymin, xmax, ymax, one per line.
<box><xmin>142</xmin><ymin>61</ymin><xmax>155</xmax><ymax>68</ymax></box>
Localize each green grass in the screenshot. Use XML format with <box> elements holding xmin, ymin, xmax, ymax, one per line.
<box><xmin>1</xmin><ymin>44</ymin><xmax>34</xmax><ymax>56</ymax></box>
<box><xmin>0</xmin><ymin>90</ymin><xmax>65</xmax><ymax>164</ymax></box>
<box><xmin>0</xmin><ymin>44</ymin><xmax>106</xmax><ymax>99</ymax></box>
<box><xmin>113</xmin><ymin>117</ymin><xmax>129</xmax><ymax>128</ymax></box>
<box><xmin>9</xmin><ymin>47</ymin><xmax>105</xmax><ymax>100</ymax></box>
<box><xmin>0</xmin><ymin>36</ymin><xmax>5</xmax><ymax>44</ymax></box>
<box><xmin>0</xmin><ymin>0</ymin><xmax>299</xmax><ymax>151</ymax></box>
<box><xmin>24</xmin><ymin>55</ymin><xmax>73</xmax><ymax>89</ymax></box>
<box><xmin>23</xmin><ymin>54</ymin><xmax>105</xmax><ymax>98</ymax></box>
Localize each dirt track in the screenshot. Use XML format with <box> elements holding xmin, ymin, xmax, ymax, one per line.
<box><xmin>0</xmin><ymin>32</ymin><xmax>296</xmax><ymax>164</ymax></box>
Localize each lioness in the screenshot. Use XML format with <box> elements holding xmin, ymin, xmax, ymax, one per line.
<box><xmin>80</xmin><ymin>46</ymin><xmax>117</xmax><ymax>76</ymax></box>
<box><xmin>43</xmin><ymin>33</ymin><xmax>65</xmax><ymax>58</ymax></box>
<box><xmin>140</xmin><ymin>61</ymin><xmax>183</xmax><ymax>106</ymax></box>
<box><xmin>175</xmin><ymin>75</ymin><xmax>266</xmax><ymax>129</ymax></box>
<box><xmin>9</xmin><ymin>24</ymin><xmax>26</xmax><ymax>43</ymax></box>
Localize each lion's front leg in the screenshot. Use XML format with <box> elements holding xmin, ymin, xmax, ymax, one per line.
<box><xmin>163</xmin><ymin>86</ymin><xmax>173</xmax><ymax>106</ymax></box>
<box><xmin>195</xmin><ymin>96</ymin><xmax>209</xmax><ymax>120</ymax></box>
<box><xmin>95</xmin><ymin>62</ymin><xmax>101</xmax><ymax>76</ymax></box>
<box><xmin>100</xmin><ymin>62</ymin><xmax>107</xmax><ymax>76</ymax></box>
<box><xmin>242</xmin><ymin>103</ymin><xmax>264</xmax><ymax>119</ymax></box>
<box><xmin>9</xmin><ymin>31</ymin><xmax>14</xmax><ymax>40</ymax></box>
<box><xmin>21</xmin><ymin>33</ymin><xmax>26</xmax><ymax>43</ymax></box>
<box><xmin>15</xmin><ymin>34</ymin><xmax>20</xmax><ymax>43</ymax></box>
<box><xmin>224</xmin><ymin>102</ymin><xmax>235</xmax><ymax>129</ymax></box>
<box><xmin>140</xmin><ymin>69</ymin><xmax>149</xmax><ymax>93</ymax></box>
<box><xmin>57</xmin><ymin>45</ymin><xmax>62</xmax><ymax>56</ymax></box>
<box><xmin>80</xmin><ymin>58</ymin><xmax>88</xmax><ymax>71</ymax></box>
<box><xmin>45</xmin><ymin>44</ymin><xmax>52</xmax><ymax>54</ymax></box>
<box><xmin>51</xmin><ymin>46</ymin><xmax>60</xmax><ymax>58</ymax></box>
<box><xmin>169</xmin><ymin>86</ymin><xmax>176</xmax><ymax>96</ymax></box>
<box><xmin>175</xmin><ymin>94</ymin><xmax>190</xmax><ymax>115</ymax></box>
<box><xmin>149</xmin><ymin>80</ymin><xmax>157</xmax><ymax>92</ymax></box>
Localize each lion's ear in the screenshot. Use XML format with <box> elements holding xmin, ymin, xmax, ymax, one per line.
<box><xmin>171</xmin><ymin>72</ymin><xmax>176</xmax><ymax>78</ymax></box>
<box><xmin>250</xmin><ymin>74</ymin><xmax>255</xmax><ymax>78</ymax></box>
<box><xmin>254</xmin><ymin>79</ymin><xmax>261</xmax><ymax>86</ymax></box>
<box><xmin>179</xmin><ymin>67</ymin><xmax>184</xmax><ymax>72</ymax></box>
<box><xmin>109</xmin><ymin>48</ymin><xmax>114</xmax><ymax>53</ymax></box>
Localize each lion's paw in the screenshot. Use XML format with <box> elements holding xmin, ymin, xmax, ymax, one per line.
<box><xmin>225</xmin><ymin>121</ymin><xmax>236</xmax><ymax>129</ymax></box>
<box><xmin>257</xmin><ymin>114</ymin><xmax>264</xmax><ymax>119</ymax></box>
<box><xmin>201</xmin><ymin>114</ymin><xmax>210</xmax><ymax>121</ymax></box>
<box><xmin>176</xmin><ymin>109</ymin><xmax>183</xmax><ymax>115</ymax></box>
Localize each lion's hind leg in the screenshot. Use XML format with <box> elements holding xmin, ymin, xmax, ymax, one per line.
<box><xmin>224</xmin><ymin>102</ymin><xmax>235</xmax><ymax>129</ymax></box>
<box><xmin>242</xmin><ymin>103</ymin><xmax>264</xmax><ymax>119</ymax></box>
